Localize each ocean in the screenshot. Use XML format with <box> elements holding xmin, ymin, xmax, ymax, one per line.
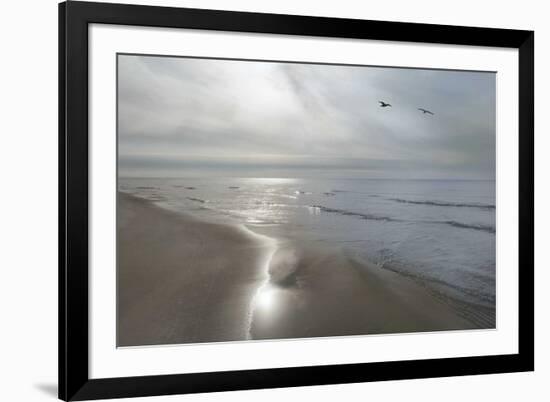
<box><xmin>119</xmin><ymin>177</ymin><xmax>496</xmax><ymax>327</ymax></box>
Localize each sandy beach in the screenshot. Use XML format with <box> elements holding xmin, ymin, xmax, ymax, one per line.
<box><xmin>250</xmin><ymin>242</ymin><xmax>477</xmax><ymax>340</ymax></box>
<box><xmin>118</xmin><ymin>192</ymin><xmax>479</xmax><ymax>347</ymax></box>
<box><xmin>117</xmin><ymin>193</ymin><xmax>270</xmax><ymax>346</ymax></box>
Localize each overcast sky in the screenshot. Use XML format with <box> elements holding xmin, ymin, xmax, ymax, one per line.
<box><xmin>118</xmin><ymin>54</ymin><xmax>495</xmax><ymax>179</ymax></box>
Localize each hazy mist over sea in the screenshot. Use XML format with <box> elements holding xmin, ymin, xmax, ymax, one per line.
<box><xmin>118</xmin><ymin>55</ymin><xmax>495</xmax><ymax>181</ymax></box>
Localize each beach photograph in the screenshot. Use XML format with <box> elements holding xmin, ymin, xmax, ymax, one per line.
<box><xmin>116</xmin><ymin>54</ymin><xmax>496</xmax><ymax>347</ymax></box>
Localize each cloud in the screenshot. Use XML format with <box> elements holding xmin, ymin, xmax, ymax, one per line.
<box><xmin>118</xmin><ymin>55</ymin><xmax>495</xmax><ymax>179</ymax></box>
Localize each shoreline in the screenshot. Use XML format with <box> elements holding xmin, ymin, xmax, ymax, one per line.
<box><xmin>236</xmin><ymin>225</ymin><xmax>278</xmax><ymax>340</ymax></box>
<box><xmin>118</xmin><ymin>192</ymin><xmax>273</xmax><ymax>346</ymax></box>
<box><xmin>248</xmin><ymin>241</ymin><xmax>479</xmax><ymax>340</ymax></box>
<box><xmin>118</xmin><ymin>192</ymin><xmax>485</xmax><ymax>347</ymax></box>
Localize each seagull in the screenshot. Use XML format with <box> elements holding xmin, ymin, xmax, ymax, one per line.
<box><xmin>378</xmin><ymin>101</ymin><xmax>392</xmax><ymax>108</ymax></box>
<box><xmin>418</xmin><ymin>108</ymin><xmax>434</xmax><ymax>115</ymax></box>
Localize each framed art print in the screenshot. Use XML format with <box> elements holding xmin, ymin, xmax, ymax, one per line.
<box><xmin>59</xmin><ymin>1</ymin><xmax>534</xmax><ymax>400</ymax></box>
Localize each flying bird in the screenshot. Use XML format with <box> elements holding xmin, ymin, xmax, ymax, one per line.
<box><xmin>418</xmin><ymin>108</ymin><xmax>434</xmax><ymax>115</ymax></box>
<box><xmin>378</xmin><ymin>101</ymin><xmax>392</xmax><ymax>108</ymax></box>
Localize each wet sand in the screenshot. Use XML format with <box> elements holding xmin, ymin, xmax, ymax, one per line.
<box><xmin>250</xmin><ymin>243</ymin><xmax>477</xmax><ymax>339</ymax></box>
<box><xmin>118</xmin><ymin>193</ymin><xmax>476</xmax><ymax>347</ymax></box>
<box><xmin>117</xmin><ymin>193</ymin><xmax>271</xmax><ymax>346</ymax></box>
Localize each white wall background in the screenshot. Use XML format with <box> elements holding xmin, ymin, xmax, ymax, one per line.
<box><xmin>0</xmin><ymin>0</ymin><xmax>545</xmax><ymax>401</ymax></box>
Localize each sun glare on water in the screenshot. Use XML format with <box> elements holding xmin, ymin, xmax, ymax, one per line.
<box><xmin>245</xmin><ymin>177</ymin><xmax>298</xmax><ymax>185</ymax></box>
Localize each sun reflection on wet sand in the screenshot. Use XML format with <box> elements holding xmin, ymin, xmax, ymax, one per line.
<box><xmin>255</xmin><ymin>285</ymin><xmax>277</xmax><ymax>311</ymax></box>
<box><xmin>238</xmin><ymin>225</ymin><xmax>278</xmax><ymax>340</ymax></box>
<box><xmin>246</xmin><ymin>241</ymin><xmax>304</xmax><ymax>339</ymax></box>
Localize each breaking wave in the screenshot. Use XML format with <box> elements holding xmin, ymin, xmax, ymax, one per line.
<box><xmin>389</xmin><ymin>198</ymin><xmax>495</xmax><ymax>210</ymax></box>
<box><xmin>186</xmin><ymin>197</ymin><xmax>208</xmax><ymax>204</ymax></box>
<box><xmin>311</xmin><ymin>205</ymin><xmax>495</xmax><ymax>233</ymax></box>
<box><xmin>311</xmin><ymin>205</ymin><xmax>396</xmax><ymax>222</ymax></box>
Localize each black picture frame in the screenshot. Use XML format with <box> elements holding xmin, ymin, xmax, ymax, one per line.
<box><xmin>59</xmin><ymin>1</ymin><xmax>534</xmax><ymax>400</ymax></box>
